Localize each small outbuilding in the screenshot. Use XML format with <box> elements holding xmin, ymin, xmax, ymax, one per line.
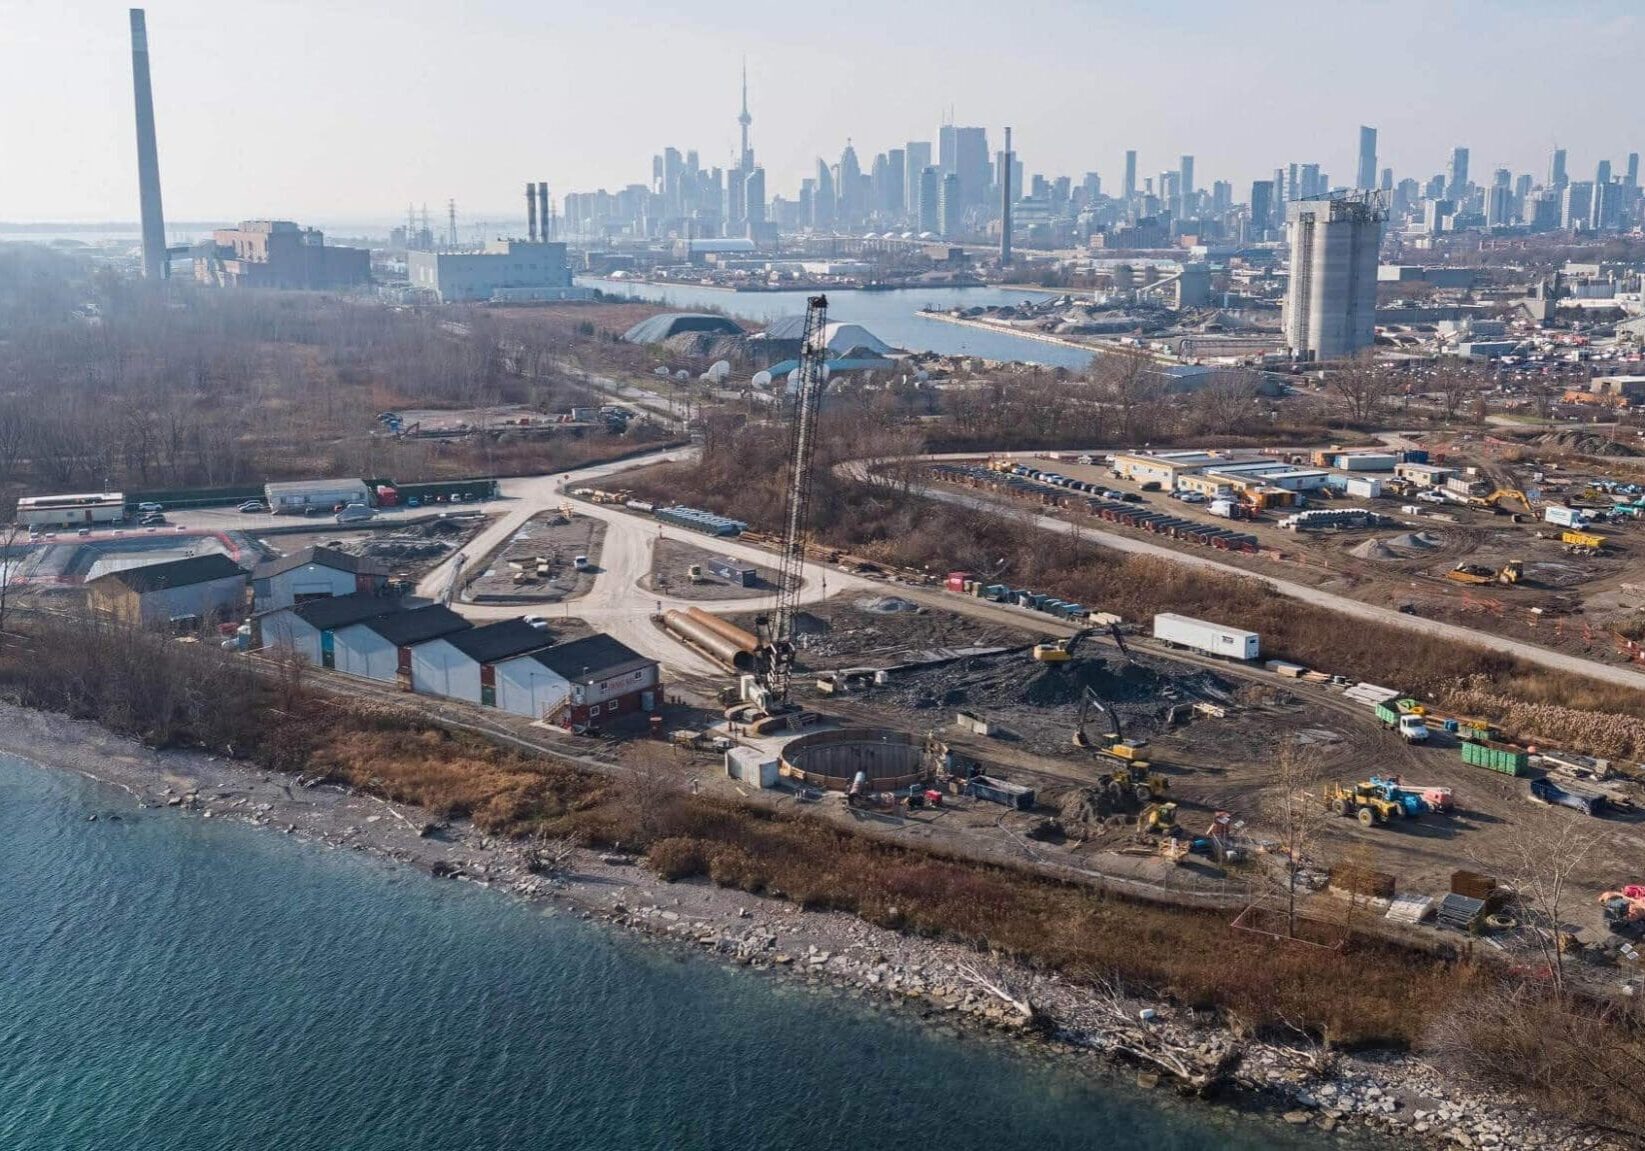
<box><xmin>621</xmin><ymin>313</ymin><xmax>745</xmax><ymax>345</ymax></box>
<box><xmin>85</xmin><ymin>554</ymin><xmax>248</xmax><ymax>628</ymax></box>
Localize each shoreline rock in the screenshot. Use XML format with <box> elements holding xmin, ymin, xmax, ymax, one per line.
<box><xmin>0</xmin><ymin>702</ymin><xmax>1627</xmax><ymax>1151</ymax></box>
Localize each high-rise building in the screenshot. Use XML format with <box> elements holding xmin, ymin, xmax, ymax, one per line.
<box><xmin>1549</xmin><ymin>148</ymin><xmax>1568</xmax><ymax>191</ymax></box>
<box><xmin>1356</xmin><ymin>126</ymin><xmax>1378</xmax><ymax>190</ymax></box>
<box><xmin>938</xmin><ymin>172</ymin><xmax>961</xmax><ymax>238</ymax></box>
<box><xmin>938</xmin><ymin>126</ymin><xmax>989</xmax><ymax>208</ymax></box>
<box><xmin>813</xmin><ymin>159</ymin><xmax>835</xmax><ymax>229</ymax></box>
<box><xmin>1561</xmin><ymin>182</ymin><xmax>1592</xmax><ymax>230</ymax></box>
<box><xmin>1379</xmin><ymin>168</ymin><xmax>1393</xmax><ymax>192</ymax></box>
<box><xmin>1626</xmin><ymin>153</ymin><xmax>1640</xmax><ymax>189</ymax></box>
<box><xmin>836</xmin><ymin>143</ymin><xmax>862</xmax><ymax>224</ymax></box>
<box><xmin>745</xmin><ymin>168</ymin><xmax>766</xmax><ymax>227</ymax></box>
<box><xmin>129</xmin><ymin>9</ymin><xmax>168</xmax><ymax>280</ymax></box>
<box><xmin>883</xmin><ymin>149</ymin><xmax>905</xmax><ymax>219</ymax></box>
<box><xmin>904</xmin><ymin>141</ymin><xmax>932</xmax><ymax>216</ymax></box>
<box><xmin>917</xmin><ymin>166</ymin><xmax>940</xmax><ymax>234</ymax></box>
<box><xmin>1485</xmin><ymin>184</ymin><xmax>1512</xmax><ymax>227</ymax></box>
<box><xmin>1447</xmin><ymin>147</ymin><xmax>1470</xmax><ymax>199</ymax></box>
<box><xmin>1123</xmin><ymin>150</ymin><xmax>1138</xmax><ymax>200</ymax></box>
<box><xmin>1515</xmin><ymin>173</ymin><xmax>1533</xmax><ymax>202</ymax></box>
<box><xmin>1179</xmin><ymin>155</ymin><xmax>1195</xmax><ymax>202</ymax></box>
<box><xmin>1282</xmin><ymin>193</ymin><xmax>1384</xmax><ymax>361</ymax></box>
<box><xmin>1249</xmin><ymin>180</ymin><xmax>1274</xmax><ymax>236</ymax></box>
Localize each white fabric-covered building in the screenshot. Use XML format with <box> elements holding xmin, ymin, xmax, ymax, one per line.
<box><xmin>410</xmin><ymin>618</ymin><xmax>555</xmax><ymax>705</ymax></box>
<box><xmin>331</xmin><ymin>605</ymin><xmax>470</xmax><ymax>686</ymax></box>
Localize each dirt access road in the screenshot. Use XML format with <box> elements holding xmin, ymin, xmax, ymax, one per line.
<box><xmin>844</xmin><ymin>456</ymin><xmax>1645</xmax><ymax>692</ymax></box>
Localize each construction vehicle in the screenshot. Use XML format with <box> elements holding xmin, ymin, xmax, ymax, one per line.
<box><xmin>1367</xmin><ymin>776</ymin><xmax>1428</xmax><ymax>817</ymax></box>
<box><xmin>1137</xmin><ymin>801</ymin><xmax>1178</xmax><ymax>834</ymax></box>
<box><xmin>1324</xmin><ymin>782</ymin><xmax>1403</xmax><ymax>827</ymax></box>
<box><xmin>1073</xmin><ymin>687</ymin><xmax>1168</xmax><ymax>804</ymax></box>
<box><xmin>1032</xmin><ymin>627</ymin><xmax>1093</xmax><ymax>662</ymax></box>
<box><xmin>1561</xmin><ymin>529</ymin><xmax>1607</xmax><ymax>552</ymax></box>
<box><xmin>1484</xmin><ymin>488</ymin><xmax>1534</xmax><ymax>515</ymax></box>
<box><xmin>1445</xmin><ymin>560</ymin><xmax>1523</xmax><ymax>586</ymax></box>
<box><xmin>1374</xmin><ymin>697</ymin><xmax>1431</xmax><ymax>742</ymax></box>
<box><xmin>746</xmin><ymin>295</ymin><xmax>829</xmax><ymax>718</ymax></box>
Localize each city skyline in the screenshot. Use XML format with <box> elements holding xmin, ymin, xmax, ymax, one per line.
<box><xmin>2</xmin><ymin>0</ymin><xmax>1641</xmax><ymax>223</ymax></box>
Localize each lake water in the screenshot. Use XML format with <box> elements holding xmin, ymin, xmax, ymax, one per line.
<box><xmin>576</xmin><ymin>278</ymin><xmax>1095</xmax><ymax>370</ymax></box>
<box><xmin>0</xmin><ymin>752</ymin><xmax>1346</xmax><ymax>1150</ymax></box>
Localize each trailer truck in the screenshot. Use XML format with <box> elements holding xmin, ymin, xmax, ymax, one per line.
<box><xmin>1151</xmin><ymin>613</ymin><xmax>1261</xmax><ymax>661</ymax></box>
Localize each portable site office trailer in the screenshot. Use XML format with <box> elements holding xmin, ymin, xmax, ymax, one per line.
<box><xmin>265</xmin><ymin>479</ymin><xmax>372</xmax><ymax>515</ymax></box>
<box><xmin>15</xmin><ymin>492</ymin><xmax>126</xmax><ymax>527</ymax></box>
<box><xmin>1152</xmin><ymin>612</ymin><xmax>1261</xmax><ymax>660</ymax></box>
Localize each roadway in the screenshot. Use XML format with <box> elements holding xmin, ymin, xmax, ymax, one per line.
<box><xmin>841</xmin><ymin>457</ymin><xmax>1645</xmax><ymax>692</ymax></box>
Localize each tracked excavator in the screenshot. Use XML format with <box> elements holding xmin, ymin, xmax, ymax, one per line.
<box><xmin>1073</xmin><ymin>686</ymin><xmax>1169</xmax><ymax>805</ymax></box>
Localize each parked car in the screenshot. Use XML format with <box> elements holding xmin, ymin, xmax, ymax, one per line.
<box><xmin>137</xmin><ymin>501</ymin><xmax>164</xmax><ymax>514</ymax></box>
<box><xmin>237</xmin><ymin>500</ymin><xmax>269</xmax><ymax>514</ymax></box>
<box><xmin>1119</xmin><ymin>492</ymin><xmax>1144</xmax><ymax>503</ymax></box>
<box><xmin>335</xmin><ymin>503</ymin><xmax>376</xmax><ymax>525</ymax></box>
<box><xmin>138</xmin><ymin>513</ymin><xmax>166</xmax><ymax>526</ymax></box>
<box><xmin>1416</xmin><ymin>490</ymin><xmax>1445</xmax><ymax>504</ymax></box>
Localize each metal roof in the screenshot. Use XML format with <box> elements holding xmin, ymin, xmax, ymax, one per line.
<box><xmin>90</xmin><ymin>554</ymin><xmax>247</xmax><ymax>594</ymax></box>
<box><xmin>286</xmin><ymin>592</ymin><xmax>405</xmax><ymax>631</ymax></box>
<box><xmin>441</xmin><ymin>618</ymin><xmax>556</xmax><ymax>664</ymax></box>
<box><xmin>351</xmin><ymin>604</ymin><xmax>471</xmax><ymax>646</ymax></box>
<box><xmin>254</xmin><ymin>545</ymin><xmax>389</xmax><ymax>581</ymax></box>
<box><xmin>528</xmin><ymin>634</ymin><xmax>653</xmax><ymax>683</ymax></box>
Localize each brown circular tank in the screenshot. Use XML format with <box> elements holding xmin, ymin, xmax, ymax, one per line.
<box><xmin>779</xmin><ymin>729</ymin><xmax>927</xmax><ymax>791</ymax></box>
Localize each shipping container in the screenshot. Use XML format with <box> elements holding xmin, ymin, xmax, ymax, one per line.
<box><xmin>1460</xmin><ymin>739</ymin><xmax>1528</xmax><ymax>776</ymax></box>
<box><xmin>1152</xmin><ymin>612</ymin><xmax>1261</xmax><ymax>660</ymax></box>
<box><xmin>965</xmin><ymin>776</ymin><xmax>1036</xmax><ymax>810</ymax></box>
<box><xmin>707</xmin><ymin>556</ymin><xmax>757</xmax><ymax>587</ymax></box>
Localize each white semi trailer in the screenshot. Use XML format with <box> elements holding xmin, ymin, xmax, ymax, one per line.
<box><xmin>1152</xmin><ymin>612</ymin><xmax>1261</xmax><ymax>661</ymax></box>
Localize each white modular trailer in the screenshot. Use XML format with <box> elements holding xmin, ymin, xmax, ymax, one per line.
<box><xmin>265</xmin><ymin>478</ymin><xmax>371</xmax><ymax>515</ymax></box>
<box><xmin>1152</xmin><ymin>612</ymin><xmax>1260</xmax><ymax>661</ymax></box>
<box><xmin>16</xmin><ymin>492</ymin><xmax>126</xmax><ymax>527</ymax></box>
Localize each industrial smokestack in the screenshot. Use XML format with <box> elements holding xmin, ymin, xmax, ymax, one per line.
<box><xmin>129</xmin><ymin>9</ymin><xmax>168</xmax><ymax>279</ymax></box>
<box><xmin>537</xmin><ymin>182</ymin><xmax>549</xmax><ymax>242</ymax></box>
<box><xmin>1000</xmin><ymin>126</ymin><xmax>1013</xmax><ymax>268</ymax></box>
<box><xmin>526</xmin><ymin>181</ymin><xmax>537</xmax><ymax>242</ymax></box>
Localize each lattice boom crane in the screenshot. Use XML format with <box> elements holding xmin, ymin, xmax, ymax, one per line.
<box><xmin>754</xmin><ymin>294</ymin><xmax>828</xmax><ymax>709</ymax></box>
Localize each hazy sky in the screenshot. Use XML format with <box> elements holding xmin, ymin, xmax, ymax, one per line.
<box><xmin>2</xmin><ymin>0</ymin><xmax>1640</xmax><ymax>227</ymax></box>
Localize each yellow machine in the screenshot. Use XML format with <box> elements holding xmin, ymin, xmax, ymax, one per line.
<box><xmin>1324</xmin><ymin>783</ymin><xmax>1402</xmax><ymax>827</ymax></box>
<box><xmin>1561</xmin><ymin>530</ymin><xmax>1608</xmax><ymax>551</ymax></box>
<box><xmin>1137</xmin><ymin>801</ymin><xmax>1178</xmax><ymax>834</ymax></box>
<box><xmin>1445</xmin><ymin>560</ymin><xmax>1523</xmax><ymax>586</ymax></box>
<box><xmin>1032</xmin><ymin>627</ymin><xmax>1093</xmax><ymax>663</ymax></box>
<box><xmin>1484</xmin><ymin>488</ymin><xmax>1534</xmax><ymax>514</ymax></box>
<box><xmin>1074</xmin><ymin>687</ymin><xmax>1169</xmax><ymax>804</ymax></box>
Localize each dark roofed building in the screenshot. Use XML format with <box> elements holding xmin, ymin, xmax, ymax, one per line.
<box><xmin>252</xmin><ymin>544</ymin><xmax>392</xmax><ymax>612</ymax></box>
<box><xmin>409</xmin><ymin>618</ymin><xmax>558</xmax><ymax>704</ymax></box>
<box><xmin>85</xmin><ymin>554</ymin><xmax>248</xmax><ymax>628</ymax></box>
<box><xmin>256</xmin><ymin>592</ymin><xmax>407</xmax><ymax>667</ymax></box>
<box><xmin>331</xmin><ymin>605</ymin><xmax>472</xmax><ymax>685</ymax></box>
<box><xmin>492</xmin><ymin>634</ymin><xmax>659</xmax><ymax>726</ymax></box>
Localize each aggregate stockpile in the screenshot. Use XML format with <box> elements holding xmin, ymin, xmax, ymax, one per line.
<box><xmin>663</xmin><ymin>606</ymin><xmax>757</xmax><ymax>670</ymax></box>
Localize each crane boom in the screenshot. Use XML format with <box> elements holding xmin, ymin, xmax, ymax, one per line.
<box><xmin>756</xmin><ymin>294</ymin><xmax>828</xmax><ymax>709</ymax></box>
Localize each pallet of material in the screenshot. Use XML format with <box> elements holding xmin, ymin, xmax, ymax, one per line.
<box><xmin>1344</xmin><ymin>682</ymin><xmax>1401</xmax><ymax>707</ymax></box>
<box><xmin>1436</xmin><ymin>892</ymin><xmax>1487</xmax><ymax>931</ymax></box>
<box><xmin>1385</xmin><ymin>893</ymin><xmax>1434</xmax><ymax>924</ymax></box>
<box><xmin>1450</xmin><ymin>869</ymin><xmax>1499</xmax><ymax>901</ymax></box>
<box><xmin>1265</xmin><ymin>660</ymin><xmax>1307</xmax><ymax>677</ymax></box>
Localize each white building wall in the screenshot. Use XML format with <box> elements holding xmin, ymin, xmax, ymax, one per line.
<box><xmin>135</xmin><ymin>576</ymin><xmax>247</xmax><ymax>627</ymax></box>
<box><xmin>260</xmin><ymin>564</ymin><xmax>360</xmax><ymax>612</ymax></box>
<box><xmin>259</xmin><ymin>611</ymin><xmax>323</xmax><ymax>665</ymax></box>
<box><xmin>332</xmin><ymin>625</ymin><xmax>398</xmax><ymax>681</ymax></box>
<box><xmin>410</xmin><ymin>639</ymin><xmax>483</xmax><ymax>703</ymax></box>
<box><xmin>494</xmin><ymin>658</ymin><xmax>571</xmax><ymax>720</ymax></box>
<box><xmin>582</xmin><ymin>663</ymin><xmax>660</xmax><ymax>706</ymax></box>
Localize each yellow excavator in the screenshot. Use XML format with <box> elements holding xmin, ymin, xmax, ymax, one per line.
<box><xmin>1074</xmin><ymin>686</ymin><xmax>1170</xmax><ymax>804</ymax></box>
<box><xmin>1032</xmin><ymin>627</ymin><xmax>1093</xmax><ymax>663</ymax></box>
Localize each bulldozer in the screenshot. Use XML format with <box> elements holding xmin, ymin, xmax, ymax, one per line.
<box><xmin>1323</xmin><ymin>782</ymin><xmax>1403</xmax><ymax>827</ymax></box>
<box><xmin>1074</xmin><ymin>686</ymin><xmax>1169</xmax><ymax>804</ymax></box>
<box><xmin>1445</xmin><ymin>560</ymin><xmax>1523</xmax><ymax>586</ymax></box>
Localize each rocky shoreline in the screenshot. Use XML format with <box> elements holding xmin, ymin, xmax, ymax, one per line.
<box><xmin>0</xmin><ymin>703</ymin><xmax>1628</xmax><ymax>1151</ymax></box>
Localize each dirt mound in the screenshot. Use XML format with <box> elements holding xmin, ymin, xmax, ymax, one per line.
<box><xmin>1351</xmin><ymin>539</ymin><xmax>1397</xmax><ymax>560</ymax></box>
<box><xmin>1021</xmin><ymin>660</ymin><xmax>1163</xmax><ymax>707</ymax></box>
<box><xmin>1530</xmin><ymin>430</ymin><xmax>1641</xmax><ymax>458</ymax></box>
<box><xmin>855</xmin><ymin>595</ymin><xmax>922</xmax><ymax>614</ymax></box>
<box><xmin>1389</xmin><ymin>531</ymin><xmax>1440</xmax><ymax>549</ymax></box>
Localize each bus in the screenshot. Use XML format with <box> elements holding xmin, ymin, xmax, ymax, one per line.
<box><xmin>15</xmin><ymin>492</ymin><xmax>127</xmax><ymax>528</ymax></box>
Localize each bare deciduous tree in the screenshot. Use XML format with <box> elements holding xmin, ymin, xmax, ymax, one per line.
<box><xmin>1326</xmin><ymin>354</ymin><xmax>1397</xmax><ymax>424</ymax></box>
<box><xmin>1260</xmin><ymin>742</ymin><xmax>1333</xmax><ymax>939</ymax></box>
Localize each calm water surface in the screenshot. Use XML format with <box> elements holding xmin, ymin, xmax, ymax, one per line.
<box><xmin>0</xmin><ymin>753</ymin><xmax>1348</xmax><ymax>1150</ymax></box>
